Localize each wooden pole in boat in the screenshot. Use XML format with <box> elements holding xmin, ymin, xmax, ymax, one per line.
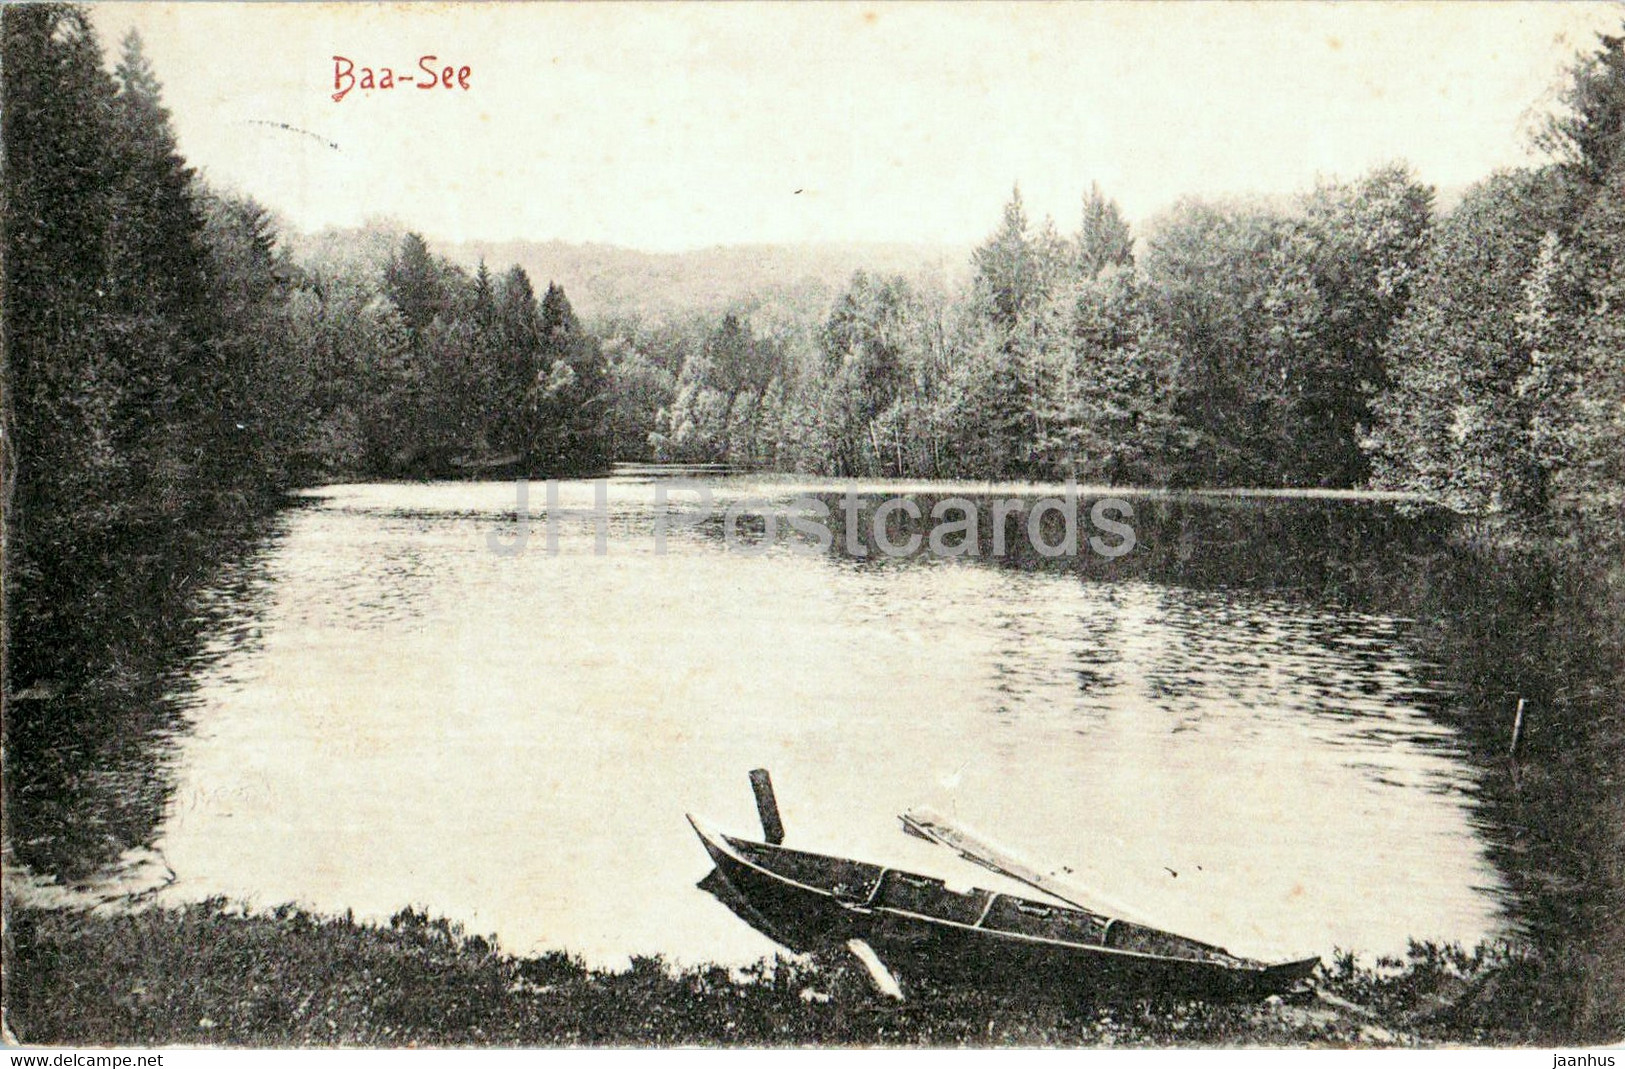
<box><xmin>748</xmin><ymin>768</ymin><xmax>785</xmax><ymax>845</ymax></box>
<box><xmin>1509</xmin><ymin>697</ymin><xmax>1526</xmax><ymax>760</ymax></box>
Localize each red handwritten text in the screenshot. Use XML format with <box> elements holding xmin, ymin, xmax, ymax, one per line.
<box><xmin>333</xmin><ymin>56</ymin><xmax>471</xmax><ymax>102</ymax></box>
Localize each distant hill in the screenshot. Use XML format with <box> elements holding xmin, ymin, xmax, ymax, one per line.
<box><xmin>289</xmin><ymin>175</ymin><xmax>1476</xmax><ymax>329</ymax></box>
<box><xmin>436</xmin><ymin>238</ymin><xmax>971</xmax><ymax>324</ymax></box>
<box><xmin>283</xmin><ymin>224</ymin><xmax>972</xmax><ymax>335</ymax></box>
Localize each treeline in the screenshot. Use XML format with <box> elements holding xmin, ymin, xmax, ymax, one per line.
<box><xmin>7</xmin><ymin>3</ymin><xmax>1624</xmax><ymax>701</ymax></box>
<box><xmin>1367</xmin><ymin>36</ymin><xmax>1625</xmax><ymax>519</ymax></box>
<box><xmin>2</xmin><ymin>6</ymin><xmax>610</xmax><ymax>693</ymax></box>
<box><xmin>633</xmin><ymin>174</ymin><xmax>1432</xmax><ymax>490</ymax></box>
<box><xmin>615</xmin><ymin>31</ymin><xmax>1624</xmax><ymax>524</ymax></box>
<box><xmin>280</xmin><ymin>231</ymin><xmax>609</xmax><ymax>480</ymax></box>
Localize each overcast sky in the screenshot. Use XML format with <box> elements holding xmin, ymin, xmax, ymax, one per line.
<box><xmin>88</xmin><ymin>1</ymin><xmax>1622</xmax><ymax>253</ymax></box>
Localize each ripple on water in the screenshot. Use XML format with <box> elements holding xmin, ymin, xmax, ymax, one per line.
<box><xmin>146</xmin><ymin>479</ymin><xmax>1507</xmax><ymax>968</ymax></box>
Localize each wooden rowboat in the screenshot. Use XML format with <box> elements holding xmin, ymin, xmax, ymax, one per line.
<box><xmin>689</xmin><ymin>814</ymin><xmax>1319</xmax><ymax>1000</ymax></box>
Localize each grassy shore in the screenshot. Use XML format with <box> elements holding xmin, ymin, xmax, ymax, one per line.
<box><xmin>5</xmin><ymin>507</ymin><xmax>1619</xmax><ymax>1048</ymax></box>
<box><xmin>1</xmin><ymin>897</ymin><xmax>1572</xmax><ymax>1048</ymax></box>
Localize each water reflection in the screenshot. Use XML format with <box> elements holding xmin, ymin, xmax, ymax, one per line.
<box><xmin>134</xmin><ymin>476</ymin><xmax>1507</xmax><ymax>968</ymax></box>
<box><xmin>7</xmin><ymin>511</ymin><xmax>286</xmax><ymax>884</ymax></box>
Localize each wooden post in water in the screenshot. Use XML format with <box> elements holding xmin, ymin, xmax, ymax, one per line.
<box><xmin>748</xmin><ymin>768</ymin><xmax>785</xmax><ymax>845</ymax></box>
<box><xmin>1509</xmin><ymin>698</ymin><xmax>1527</xmax><ymax>759</ymax></box>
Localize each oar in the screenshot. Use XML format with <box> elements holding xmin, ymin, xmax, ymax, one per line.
<box><xmin>900</xmin><ymin>805</ymin><xmax>1162</xmax><ymax>928</ymax></box>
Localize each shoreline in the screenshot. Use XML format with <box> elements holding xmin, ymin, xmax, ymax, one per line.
<box><xmin>1</xmin><ymin>896</ymin><xmax>1553</xmax><ymax>1048</ymax></box>
<box><xmin>5</xmin><ymin>496</ymin><xmax>1620</xmax><ymax>1046</ymax></box>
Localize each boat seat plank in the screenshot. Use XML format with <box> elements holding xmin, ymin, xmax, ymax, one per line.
<box><xmin>983</xmin><ymin>893</ymin><xmax>1108</xmax><ymax>943</ymax></box>
<box><xmin>874</xmin><ymin>869</ymin><xmax>987</xmax><ymax>925</ymax></box>
<box><xmin>973</xmin><ymin>892</ymin><xmax>999</xmax><ymax>928</ymax></box>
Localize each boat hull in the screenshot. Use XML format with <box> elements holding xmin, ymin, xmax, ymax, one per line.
<box><xmin>690</xmin><ymin>817</ymin><xmax>1318</xmax><ymax>1001</ymax></box>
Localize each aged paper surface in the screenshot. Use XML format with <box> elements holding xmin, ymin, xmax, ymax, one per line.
<box><xmin>4</xmin><ymin>1</ymin><xmax>1624</xmax><ymax>1055</ymax></box>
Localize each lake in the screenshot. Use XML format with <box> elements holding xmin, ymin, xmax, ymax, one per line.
<box><xmin>129</xmin><ymin>471</ymin><xmax>1509</xmax><ymax>969</ymax></box>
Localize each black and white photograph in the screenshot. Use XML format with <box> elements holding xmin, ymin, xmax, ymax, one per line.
<box><xmin>2</xmin><ymin>0</ymin><xmax>1623</xmax><ymax>1054</ymax></box>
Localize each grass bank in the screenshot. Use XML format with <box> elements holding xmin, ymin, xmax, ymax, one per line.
<box><xmin>0</xmin><ymin>898</ymin><xmax>1568</xmax><ymax>1048</ymax></box>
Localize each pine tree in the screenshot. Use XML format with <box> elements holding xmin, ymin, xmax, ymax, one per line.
<box><xmin>473</xmin><ymin>260</ymin><xmax>495</xmax><ymax>328</ymax></box>
<box><xmin>1076</xmin><ymin>182</ymin><xmax>1135</xmax><ymax>279</ymax></box>
<box><xmin>106</xmin><ymin>31</ymin><xmax>215</xmax><ymax>481</ymax></box>
<box><xmin>108</xmin><ymin>31</ymin><xmax>210</xmax><ymax>321</ymax></box>
<box><xmin>384</xmin><ymin>232</ymin><xmax>445</xmax><ymax>338</ymax></box>
<box><xmin>973</xmin><ymin>186</ymin><xmax>1049</xmax><ymax>329</ymax></box>
<box><xmin>1365</xmin><ymin>170</ymin><xmax>1568</xmax><ymax>513</ymax></box>
<box><xmin>3</xmin><ymin>3</ymin><xmax>124</xmax><ymax>687</ymax></box>
<box><xmin>706</xmin><ymin>313</ymin><xmax>756</xmax><ymax>395</ymax></box>
<box><xmin>1546</xmin><ymin>31</ymin><xmax>1625</xmax><ymax>513</ymax></box>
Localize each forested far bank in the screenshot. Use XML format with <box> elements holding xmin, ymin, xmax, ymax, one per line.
<box><xmin>2</xmin><ymin>5</ymin><xmax>616</xmax><ymax>694</ymax></box>
<box><xmin>155</xmin><ymin>21</ymin><xmax>1624</xmax><ymax>520</ymax></box>
<box><xmin>5</xmin><ymin>3</ymin><xmax>1625</xmax><ymax>1044</ymax></box>
<box><xmin>619</xmin><ymin>108</ymin><xmax>1621</xmax><ymax>515</ymax></box>
<box><xmin>7</xmin><ymin>1</ymin><xmax>1624</xmax><ymax>695</ymax></box>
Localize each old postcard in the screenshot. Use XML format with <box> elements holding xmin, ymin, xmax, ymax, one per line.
<box><xmin>3</xmin><ymin>0</ymin><xmax>1623</xmax><ymax>1056</ymax></box>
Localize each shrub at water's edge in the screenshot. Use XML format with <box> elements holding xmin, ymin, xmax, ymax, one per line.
<box><xmin>1422</xmin><ymin>516</ymin><xmax>1625</xmax><ymax>1041</ymax></box>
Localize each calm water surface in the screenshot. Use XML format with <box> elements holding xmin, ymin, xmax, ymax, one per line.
<box><xmin>152</xmin><ymin>476</ymin><xmax>1505</xmax><ymax>967</ymax></box>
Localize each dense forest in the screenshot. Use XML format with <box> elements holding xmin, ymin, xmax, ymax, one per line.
<box><xmin>7</xmin><ymin>4</ymin><xmax>1623</xmax><ymax>694</ymax></box>
<box><xmin>630</xmin><ymin>126</ymin><xmax>1621</xmax><ymax>512</ymax></box>
<box><xmin>6</xmin><ymin>4</ymin><xmax>1624</xmax><ymax>684</ymax></box>
<box><xmin>3</xmin><ymin>7</ymin><xmax>614</xmax><ymax>691</ymax></box>
<box><xmin>5</xmin><ymin>4</ymin><xmax>1625</xmax><ymax>1043</ymax></box>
